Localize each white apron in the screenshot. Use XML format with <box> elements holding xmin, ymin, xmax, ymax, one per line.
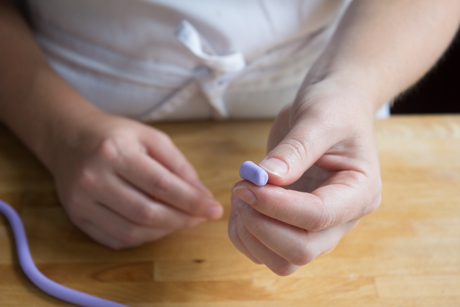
<box><xmin>27</xmin><ymin>0</ymin><xmax>352</xmax><ymax>121</ymax></box>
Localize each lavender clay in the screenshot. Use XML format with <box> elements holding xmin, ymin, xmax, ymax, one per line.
<box><xmin>239</xmin><ymin>161</ymin><xmax>268</xmax><ymax>186</ymax></box>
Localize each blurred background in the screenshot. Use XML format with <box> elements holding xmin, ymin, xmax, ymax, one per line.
<box><xmin>391</xmin><ymin>29</ymin><xmax>460</xmax><ymax>114</ymax></box>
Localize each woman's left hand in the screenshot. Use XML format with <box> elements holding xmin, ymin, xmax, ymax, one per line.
<box><xmin>228</xmin><ymin>82</ymin><xmax>382</xmax><ymax>275</ymax></box>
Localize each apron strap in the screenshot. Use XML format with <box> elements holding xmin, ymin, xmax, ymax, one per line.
<box><xmin>175</xmin><ymin>20</ymin><xmax>246</xmax><ymax>118</ymax></box>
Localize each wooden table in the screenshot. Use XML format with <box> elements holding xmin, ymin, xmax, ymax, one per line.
<box><xmin>1</xmin><ymin>116</ymin><xmax>460</xmax><ymax>306</ymax></box>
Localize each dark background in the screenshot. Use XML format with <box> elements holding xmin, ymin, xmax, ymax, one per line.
<box><xmin>391</xmin><ymin>29</ymin><xmax>460</xmax><ymax>114</ymax></box>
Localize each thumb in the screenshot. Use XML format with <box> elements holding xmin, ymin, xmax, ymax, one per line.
<box><xmin>259</xmin><ymin>118</ymin><xmax>341</xmax><ymax>186</ymax></box>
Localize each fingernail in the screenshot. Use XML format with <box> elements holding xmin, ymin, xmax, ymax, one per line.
<box><xmin>259</xmin><ymin>157</ymin><xmax>288</xmax><ymax>177</ymax></box>
<box><xmin>206</xmin><ymin>205</ymin><xmax>223</xmax><ymax>220</ymax></box>
<box><xmin>232</xmin><ymin>186</ymin><xmax>256</xmax><ymax>205</ymax></box>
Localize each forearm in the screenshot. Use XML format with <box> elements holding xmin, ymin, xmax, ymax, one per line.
<box><xmin>302</xmin><ymin>0</ymin><xmax>460</xmax><ymax>111</ymax></box>
<box><xmin>0</xmin><ymin>0</ymin><xmax>103</xmax><ymax>170</ymax></box>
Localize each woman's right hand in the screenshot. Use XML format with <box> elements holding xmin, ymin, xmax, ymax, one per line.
<box><xmin>0</xmin><ymin>1</ymin><xmax>222</xmax><ymax>249</ymax></box>
<box><xmin>49</xmin><ymin>114</ymin><xmax>223</xmax><ymax>249</ymax></box>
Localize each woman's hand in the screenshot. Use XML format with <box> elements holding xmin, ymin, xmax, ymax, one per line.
<box><xmin>229</xmin><ymin>82</ymin><xmax>382</xmax><ymax>275</ymax></box>
<box><xmin>0</xmin><ymin>1</ymin><xmax>222</xmax><ymax>250</ymax></box>
<box><xmin>50</xmin><ymin>114</ymin><xmax>223</xmax><ymax>249</ymax></box>
<box><xmin>228</xmin><ymin>0</ymin><xmax>460</xmax><ymax>276</ymax></box>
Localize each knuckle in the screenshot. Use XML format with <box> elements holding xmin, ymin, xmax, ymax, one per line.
<box><xmin>106</xmin><ymin>241</ymin><xmax>123</xmax><ymax>250</ymax></box>
<box><xmin>117</xmin><ymin>226</ymin><xmax>140</xmax><ymax>246</ymax></box>
<box><xmin>248</xmin><ymin>219</ymin><xmax>263</xmax><ymax>235</ymax></box>
<box><xmin>97</xmin><ymin>138</ymin><xmax>120</xmax><ymax>162</ymax></box>
<box><xmin>281</xmin><ymin>137</ymin><xmax>308</xmax><ymax>164</ymax></box>
<box><xmin>77</xmin><ymin>168</ymin><xmax>97</xmax><ymax>190</ymax></box>
<box><xmin>364</xmin><ymin>175</ymin><xmax>383</xmax><ymax>216</ymax></box>
<box><xmin>152</xmin><ymin>175</ymin><xmax>172</xmax><ymax>196</ymax></box>
<box><xmin>271</xmin><ymin>261</ymin><xmax>297</xmax><ymax>276</ymax></box>
<box><xmin>292</xmin><ymin>242</ymin><xmax>316</xmax><ymax>266</ymax></box>
<box><xmin>175</xmin><ymin>160</ymin><xmax>196</xmax><ymax>181</ymax></box>
<box><xmin>247</xmin><ymin>201</ymin><xmax>264</xmax><ymax>217</ymax></box>
<box><xmin>241</xmin><ymin>208</ymin><xmax>263</xmax><ymax>235</ymax></box>
<box><xmin>190</xmin><ymin>192</ymin><xmax>206</xmax><ymax>210</ymax></box>
<box><xmin>366</xmin><ymin>192</ymin><xmax>382</xmax><ymax>216</ymax></box>
<box><xmin>309</xmin><ymin>198</ymin><xmax>333</xmax><ymax>231</ymax></box>
<box><xmin>246</xmin><ymin>191</ymin><xmax>267</xmax><ymax>212</ymax></box>
<box><xmin>133</xmin><ymin>205</ymin><xmax>157</xmax><ymax>226</ymax></box>
<box><xmin>156</xmin><ymin>130</ymin><xmax>172</xmax><ymax>145</ymax></box>
<box><xmin>311</xmin><ymin>211</ymin><xmax>333</xmax><ymax>232</ymax></box>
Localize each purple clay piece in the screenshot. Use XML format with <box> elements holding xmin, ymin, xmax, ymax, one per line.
<box><xmin>239</xmin><ymin>161</ymin><xmax>269</xmax><ymax>186</ymax></box>
<box><xmin>0</xmin><ymin>199</ymin><xmax>128</xmax><ymax>307</ymax></box>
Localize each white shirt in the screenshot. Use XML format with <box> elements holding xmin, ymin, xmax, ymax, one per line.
<box><xmin>27</xmin><ymin>0</ymin><xmax>351</xmax><ymax>121</ymax></box>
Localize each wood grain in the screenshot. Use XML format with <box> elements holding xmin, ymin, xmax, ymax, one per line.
<box><xmin>1</xmin><ymin>115</ymin><xmax>460</xmax><ymax>306</ymax></box>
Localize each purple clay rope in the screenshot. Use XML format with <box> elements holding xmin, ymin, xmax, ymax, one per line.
<box><xmin>239</xmin><ymin>161</ymin><xmax>269</xmax><ymax>186</ymax></box>
<box><xmin>0</xmin><ymin>199</ymin><xmax>128</xmax><ymax>307</ymax></box>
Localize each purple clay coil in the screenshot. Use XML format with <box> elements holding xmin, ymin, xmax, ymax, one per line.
<box><xmin>0</xmin><ymin>199</ymin><xmax>128</xmax><ymax>307</ymax></box>
<box><xmin>239</xmin><ymin>161</ymin><xmax>269</xmax><ymax>186</ymax></box>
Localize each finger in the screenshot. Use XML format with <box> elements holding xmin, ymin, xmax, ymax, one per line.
<box><xmin>236</xmin><ymin>197</ymin><xmax>359</xmax><ymax>266</ymax></box>
<box><xmin>259</xmin><ymin>111</ymin><xmax>344</xmax><ymax>186</ymax></box>
<box><xmin>83</xmin><ymin>202</ymin><xmax>174</xmax><ymax>248</ymax></box>
<box><xmin>232</xmin><ymin>170</ymin><xmax>379</xmax><ymax>231</ymax></box>
<box><xmin>228</xmin><ymin>202</ymin><xmax>262</xmax><ymax>265</ymax></box>
<box><xmin>93</xmin><ymin>174</ymin><xmax>207</xmax><ymax>229</ymax></box>
<box><xmin>115</xmin><ymin>152</ymin><xmax>223</xmax><ymax>219</ymax></box>
<box><xmin>233</xmin><ymin>200</ymin><xmax>299</xmax><ymax>276</ymax></box>
<box><xmin>78</xmin><ymin>221</ymin><xmax>124</xmax><ymax>250</ymax></box>
<box><xmin>283</xmin><ymin>164</ymin><xmax>334</xmax><ymax>193</ymax></box>
<box><xmin>140</xmin><ymin>129</ymin><xmax>209</xmax><ymax>193</ymax></box>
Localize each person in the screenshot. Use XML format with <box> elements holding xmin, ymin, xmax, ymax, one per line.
<box><xmin>0</xmin><ymin>0</ymin><xmax>459</xmax><ymax>276</ymax></box>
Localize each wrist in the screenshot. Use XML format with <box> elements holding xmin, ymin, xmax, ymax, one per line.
<box><xmin>3</xmin><ymin>68</ymin><xmax>105</xmax><ymax>173</ymax></box>
<box><xmin>39</xmin><ymin>102</ymin><xmax>109</xmax><ymax>175</ymax></box>
<box><xmin>302</xmin><ymin>54</ymin><xmax>395</xmax><ymax>114</ymax></box>
<box><xmin>294</xmin><ymin>75</ymin><xmax>379</xmax><ymax>124</ymax></box>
